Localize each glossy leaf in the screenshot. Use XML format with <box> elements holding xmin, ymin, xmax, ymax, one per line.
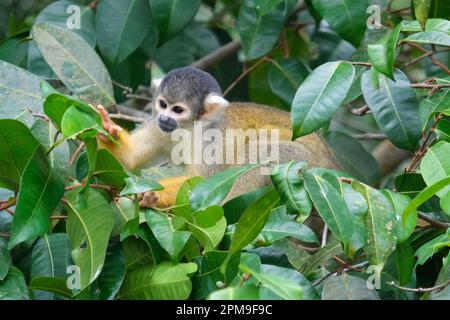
<box><xmin>145</xmin><ymin>209</ymin><xmax>190</xmax><ymax>262</ymax></box>
<box><xmin>120</xmin><ymin>176</ymin><xmax>163</xmax><ymax>196</ymax></box>
<box><xmin>149</xmin><ymin>0</ymin><xmax>201</xmax><ymax>43</ymax></box>
<box><xmin>221</xmin><ymin>187</ymin><xmax>279</xmax><ymax>276</ymax></box>
<box><xmin>413</xmin><ymin>0</ymin><xmax>432</xmax><ymax>30</ymax></box>
<box><xmin>396</xmin><ymin>242</ymin><xmax>414</xmax><ymax>286</ymax></box>
<box><xmin>404</xmin><ymin>31</ymin><xmax>450</xmax><ymax>46</ymax></box>
<box><xmin>0</xmin><ymin>60</ymin><xmax>45</xmax><ymax>121</ymax></box>
<box><xmin>0</xmin><ymin>267</ymin><xmax>31</xmax><ymax>300</ymax></box>
<box><xmin>32</xmin><ymin>23</ymin><xmax>115</xmax><ymax>108</ymax></box>
<box><xmin>327</xmin><ymin>131</ymin><xmax>381</xmax><ymax>185</ymax></box>
<box><xmin>414</xmin><ymin>233</ymin><xmax>450</xmax><ymax>266</ymax></box>
<box><xmin>28</xmin><ymin>277</ymin><xmax>73</xmax><ymax>299</ymax></box>
<box><xmin>189</xmin><ymin>206</ymin><xmax>227</xmax><ymax>253</ymax></box>
<box><xmin>420</xmin><ymin>141</ymin><xmax>450</xmax><ymax>197</ymax></box>
<box><xmin>65</xmin><ymin>189</ymin><xmax>115</xmax><ymax>291</ymax></box>
<box><xmin>208</xmin><ymin>285</ymin><xmax>259</xmax><ymax>300</ymax></box>
<box><xmin>9</xmin><ymin>147</ymin><xmax>65</xmax><ymax>249</ymax></box>
<box><xmin>118</xmin><ymin>262</ymin><xmax>197</xmax><ymax>299</ymax></box>
<box><xmin>271</xmin><ymin>161</ymin><xmax>312</xmax><ymax>221</ymax></box>
<box><xmin>237</xmin><ymin>0</ymin><xmax>289</xmax><ymax>60</ymax></box>
<box><xmin>96</xmin><ymin>0</ymin><xmax>150</xmax><ymax>64</ymax></box>
<box><xmin>368</xmin><ymin>23</ymin><xmax>402</xmax><ymax>79</ymax></box>
<box><xmin>0</xmin><ymin>119</ymin><xmax>39</xmax><ymax>191</ymax></box>
<box><xmin>299</xmin><ymin>239</ymin><xmax>343</xmax><ymax>276</ymax></box>
<box><xmin>361</xmin><ymin>69</ymin><xmax>421</xmax><ymax>151</ymax></box>
<box><xmin>190</xmin><ymin>164</ymin><xmax>260</xmax><ymax>212</ymax></box>
<box><xmin>0</xmin><ymin>238</ymin><xmax>10</xmax><ymax>280</ymax></box>
<box><xmin>312</xmin><ymin>0</ymin><xmax>368</xmax><ymax>47</ymax></box>
<box><xmin>93</xmin><ymin>149</ymin><xmax>128</xmax><ymax>188</ymax></box>
<box><xmin>303</xmin><ymin>172</ymin><xmax>353</xmax><ymax>251</ymax></box>
<box><xmin>291</xmin><ymin>61</ymin><xmax>355</xmax><ymax>138</ymax></box>
<box><xmin>322</xmin><ymin>273</ymin><xmax>379</xmax><ymax>300</ymax></box>
<box><xmin>268</xmin><ymin>58</ymin><xmax>310</xmax><ymax>106</ymax></box>
<box><xmin>261</xmin><ymin>206</ymin><xmax>318</xmax><ymax>244</ymax></box>
<box><xmin>352</xmin><ymin>181</ymin><xmax>397</xmax><ymax>269</ymax></box>
<box><xmin>382</xmin><ymin>190</ymin><xmax>417</xmax><ymax>244</ymax></box>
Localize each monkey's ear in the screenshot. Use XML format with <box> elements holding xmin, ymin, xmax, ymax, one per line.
<box><xmin>204</xmin><ymin>93</ymin><xmax>229</xmax><ymax>116</ymax></box>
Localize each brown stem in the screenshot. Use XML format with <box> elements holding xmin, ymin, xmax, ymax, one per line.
<box><xmin>352</xmin><ymin>133</ymin><xmax>386</xmax><ymax>140</ymax></box>
<box><xmin>65</xmin><ymin>184</ymin><xmax>113</xmax><ymax>191</ymax></box>
<box><xmin>0</xmin><ymin>198</ymin><xmax>16</xmax><ymax>212</ymax></box>
<box><xmin>406</xmin><ymin>42</ymin><xmax>450</xmax><ymax>74</ymax></box>
<box><xmin>418</xmin><ymin>212</ymin><xmax>450</xmax><ymax>229</ymax></box>
<box><xmin>351</xmin><ymin>105</ymin><xmax>370</xmax><ymax>116</ymax></box>
<box><xmin>69</xmin><ymin>142</ymin><xmax>84</xmax><ymax>166</ymax></box>
<box><xmin>191</xmin><ymin>40</ymin><xmax>242</xmax><ymax>70</ymax></box>
<box><xmin>110</xmin><ymin>113</ymin><xmax>146</xmax><ymax>123</ymax></box>
<box><xmin>351</xmin><ymin>62</ymin><xmax>371</xmax><ymax>67</ymax></box>
<box><xmin>389</xmin><ymin>280</ymin><xmax>450</xmax><ymax>293</ymax></box>
<box><xmin>339</xmin><ymin>177</ymin><xmax>354</xmax><ymax>184</ymax></box>
<box><xmin>50</xmin><ymin>215</ymin><xmax>67</xmax><ymax>220</ymax></box>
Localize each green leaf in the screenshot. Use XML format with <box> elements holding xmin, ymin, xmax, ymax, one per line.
<box><xmin>149</xmin><ymin>0</ymin><xmax>201</xmax><ymax>43</ymax></box>
<box><xmin>65</xmin><ymin>189</ymin><xmax>115</xmax><ymax>291</ymax></box>
<box><xmin>30</xmin><ymin>233</ymin><xmax>71</xmax><ymax>300</ymax></box>
<box><xmin>396</xmin><ymin>242</ymin><xmax>414</xmax><ymax>286</ymax></box>
<box><xmin>96</xmin><ymin>0</ymin><xmax>151</xmax><ymax>64</ymax></box>
<box><xmin>421</xmin><ymin>141</ymin><xmax>450</xmax><ymax>197</ymax></box>
<box><xmin>322</xmin><ymin>273</ymin><xmax>380</xmax><ymax>300</ymax></box>
<box><xmin>31</xmin><ymin>23</ymin><xmax>115</xmax><ymax>108</ymax></box>
<box><xmin>382</xmin><ymin>190</ymin><xmax>417</xmax><ymax>244</ymax></box>
<box><xmin>223</xmin><ymin>187</ymin><xmax>271</xmax><ymax>225</ymax></box>
<box><xmin>429</xmin><ymin>0</ymin><xmax>450</xmax><ymax>19</ymax></box>
<box><xmin>312</xmin><ymin>0</ymin><xmax>368</xmax><ymax>47</ymax></box>
<box><xmin>327</xmin><ymin>131</ymin><xmax>381</xmax><ymax>185</ymax></box>
<box><xmin>0</xmin><ymin>267</ymin><xmax>31</xmax><ymax>300</ymax></box>
<box><xmin>403</xmin><ymin>177</ymin><xmax>450</xmax><ymax>222</ymax></box>
<box><xmin>395</xmin><ymin>172</ymin><xmax>427</xmax><ymax>195</ymax></box>
<box><xmin>413</xmin><ymin>0</ymin><xmax>432</xmax><ymax>30</ymax></box>
<box><xmin>208</xmin><ymin>285</ymin><xmax>259</xmax><ymax>300</ymax></box>
<box><xmin>9</xmin><ymin>147</ymin><xmax>65</xmax><ymax>249</ymax></box>
<box><xmin>189</xmin><ymin>206</ymin><xmax>227</xmax><ymax>253</ymax></box>
<box><xmin>352</xmin><ymin>181</ymin><xmax>397</xmax><ymax>269</ymax></box>
<box><xmin>28</xmin><ymin>277</ymin><xmax>73</xmax><ymax>299</ymax></box>
<box><xmin>402</xmin><ymin>18</ymin><xmax>450</xmax><ymax>33</ymax></box>
<box><xmin>118</xmin><ymin>262</ymin><xmax>197</xmax><ymax>299</ymax></box>
<box><xmin>43</xmin><ymin>93</ymin><xmax>85</xmax><ymax>131</ymax></box>
<box><xmin>271</xmin><ymin>161</ymin><xmax>312</xmax><ymax>221</ymax></box>
<box><xmin>303</xmin><ymin>172</ymin><xmax>353</xmax><ymax>251</ymax></box>
<box><xmin>145</xmin><ymin>209</ymin><xmax>190</xmax><ymax>262</ymax></box>
<box><xmin>430</xmin><ymin>251</ymin><xmax>450</xmax><ymax>300</ymax></box>
<box><xmin>0</xmin><ymin>60</ymin><xmax>46</xmax><ymax>121</ymax></box>
<box><xmin>28</xmin><ymin>0</ymin><xmax>96</xmax><ymax>78</ymax></box>
<box><xmin>436</xmin><ymin>119</ymin><xmax>450</xmax><ymax>142</ymax></box>
<box><xmin>240</xmin><ymin>263</ymin><xmax>303</xmax><ymax>300</ymax></box>
<box><xmin>291</xmin><ymin>61</ymin><xmax>355</xmax><ymax>138</ymax></box>
<box><xmin>414</xmin><ymin>233</ymin><xmax>450</xmax><ymax>265</ymax></box>
<box><xmin>261</xmin><ymin>206</ymin><xmax>318</xmax><ymax>244</ymax></box>
<box><xmin>221</xmin><ymin>187</ymin><xmax>279</xmax><ymax>276</ymax></box>
<box><xmin>0</xmin><ymin>119</ymin><xmax>39</xmax><ymax>191</ymax></box>
<box><xmin>298</xmin><ymin>239</ymin><xmax>343</xmax><ymax>276</ymax></box>
<box><xmin>0</xmin><ymin>238</ymin><xmax>10</xmax><ymax>281</ymax></box>
<box><xmin>268</xmin><ymin>58</ymin><xmax>310</xmax><ymax>106</ymax></box>
<box><xmin>0</xmin><ymin>35</ymin><xmax>28</xmax><ymax>69</ymax></box>
<box><xmin>189</xmin><ymin>164</ymin><xmax>260</xmax><ymax>212</ymax></box>
<box><xmin>237</xmin><ymin>0</ymin><xmax>290</xmax><ymax>60</ymax></box>
<box><xmin>404</xmin><ymin>31</ymin><xmax>450</xmax><ymax>46</ymax></box>
<box><xmin>60</xmin><ymin>104</ymin><xmax>103</xmax><ymax>139</ymax></box>
<box><xmin>93</xmin><ymin>149</ymin><xmax>128</xmax><ymax>188</ymax></box>
<box><xmin>368</xmin><ymin>23</ymin><xmax>402</xmax><ymax>79</ymax></box>
<box><xmin>120</xmin><ymin>176</ymin><xmax>163</xmax><ymax>196</ymax></box>
<box><xmin>361</xmin><ymin>69</ymin><xmax>421</xmax><ymax>151</ymax></box>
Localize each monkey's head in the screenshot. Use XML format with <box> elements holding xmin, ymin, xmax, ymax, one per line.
<box><xmin>153</xmin><ymin>67</ymin><xmax>229</xmax><ymax>133</ymax></box>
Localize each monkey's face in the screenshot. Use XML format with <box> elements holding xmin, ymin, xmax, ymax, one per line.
<box><xmin>154</xmin><ymin>95</ymin><xmax>193</xmax><ymax>133</ymax></box>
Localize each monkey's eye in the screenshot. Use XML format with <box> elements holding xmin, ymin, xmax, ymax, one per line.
<box><xmin>173</xmin><ymin>106</ymin><xmax>184</xmax><ymax>114</ymax></box>
<box><xmin>159</xmin><ymin>100</ymin><xmax>167</xmax><ymax>109</ymax></box>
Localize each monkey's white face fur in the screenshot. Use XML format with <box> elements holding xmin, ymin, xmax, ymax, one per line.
<box><xmin>154</xmin><ymin>93</ymin><xmax>229</xmax><ymax>133</ymax></box>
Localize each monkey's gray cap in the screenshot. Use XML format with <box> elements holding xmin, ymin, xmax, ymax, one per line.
<box><xmin>156</xmin><ymin>67</ymin><xmax>222</xmax><ymax>118</ymax></box>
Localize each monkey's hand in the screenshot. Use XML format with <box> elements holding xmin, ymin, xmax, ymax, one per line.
<box><xmin>139</xmin><ymin>176</ymin><xmax>192</xmax><ymax>209</ymax></box>
<box><xmin>97</xmin><ymin>105</ymin><xmax>123</xmax><ymax>143</ymax></box>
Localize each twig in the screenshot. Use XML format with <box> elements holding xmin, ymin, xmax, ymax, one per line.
<box><xmin>112</xmin><ymin>80</ymin><xmax>133</xmax><ymax>94</ymax></box>
<box><xmin>388</xmin><ymin>280</ymin><xmax>450</xmax><ymax>293</ymax></box>
<box><xmin>223</xmin><ymin>57</ymin><xmax>270</xmax><ymax>97</ymax></box>
<box><xmin>27</xmin><ymin>109</ymin><xmax>49</xmax><ymax>121</ymax></box>
<box><xmin>191</xmin><ymin>40</ymin><xmax>242</xmax><ymax>70</ymax></box>
<box><xmin>110</xmin><ymin>113</ymin><xmax>146</xmax><ymax>123</ymax></box>
<box><xmin>411</xmin><ymin>83</ymin><xmax>450</xmax><ymax>89</ymax></box>
<box><xmin>313</xmin><ymin>261</ymin><xmax>370</xmax><ymax>286</ymax></box>
<box><xmin>333</xmin><ymin>256</ymin><xmax>365</xmax><ymax>272</ymax></box>
<box><xmin>418</xmin><ymin>212</ymin><xmax>450</xmax><ymax>229</ymax></box>
<box><xmin>321</xmin><ymin>226</ymin><xmax>328</xmax><ymax>247</ymax></box>
<box><xmin>339</xmin><ymin>177</ymin><xmax>354</xmax><ymax>184</ymax></box>
<box><xmin>406</xmin><ymin>42</ymin><xmax>450</xmax><ymax>74</ymax></box>
<box><xmin>406</xmin><ymin>113</ymin><xmax>443</xmax><ymax>172</ymax></box>
<box><xmin>65</xmin><ymin>183</ymin><xmax>114</xmax><ymax>191</ymax></box>
<box><xmin>50</xmin><ymin>215</ymin><xmax>67</xmax><ymax>220</ymax></box>
<box><xmin>351</xmin><ymin>105</ymin><xmax>371</xmax><ymax>116</ymax></box>
<box><xmin>402</xmin><ymin>48</ymin><xmax>450</xmax><ymax>69</ymax></box>
<box><xmin>0</xmin><ymin>198</ymin><xmax>16</xmax><ymax>212</ymax></box>
<box><xmin>69</xmin><ymin>142</ymin><xmax>84</xmax><ymax>166</ymax></box>
<box><xmin>352</xmin><ymin>133</ymin><xmax>386</xmax><ymax>140</ymax></box>
<box><xmin>125</xmin><ymin>94</ymin><xmax>152</xmax><ymax>102</ymax></box>
<box><xmin>351</xmin><ymin>62</ymin><xmax>371</xmax><ymax>67</ymax></box>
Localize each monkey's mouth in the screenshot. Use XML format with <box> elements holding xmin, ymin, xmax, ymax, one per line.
<box><xmin>158</xmin><ymin>122</ymin><xmax>177</xmax><ymax>133</ymax></box>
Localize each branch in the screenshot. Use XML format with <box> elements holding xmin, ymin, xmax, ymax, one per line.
<box><xmin>0</xmin><ymin>198</ymin><xmax>16</xmax><ymax>212</ymax></box>
<box><xmin>403</xmin><ymin>48</ymin><xmax>450</xmax><ymax>69</ymax></box>
<box><xmin>388</xmin><ymin>280</ymin><xmax>450</xmax><ymax>293</ymax></box>
<box><xmin>406</xmin><ymin>42</ymin><xmax>450</xmax><ymax>74</ymax></box>
<box><xmin>223</xmin><ymin>57</ymin><xmax>269</xmax><ymax>97</ymax></box>
<box><xmin>110</xmin><ymin>113</ymin><xmax>146</xmax><ymax>123</ymax></box>
<box><xmin>352</xmin><ymin>133</ymin><xmax>386</xmax><ymax>140</ymax></box>
<box><xmin>418</xmin><ymin>212</ymin><xmax>450</xmax><ymax>229</ymax></box>
<box><xmin>351</xmin><ymin>105</ymin><xmax>371</xmax><ymax>116</ymax></box>
<box><xmin>191</xmin><ymin>40</ymin><xmax>242</xmax><ymax>70</ymax></box>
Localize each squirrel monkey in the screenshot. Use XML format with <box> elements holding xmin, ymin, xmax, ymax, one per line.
<box><xmin>97</xmin><ymin>67</ymin><xmax>339</xmax><ymax>208</ymax></box>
